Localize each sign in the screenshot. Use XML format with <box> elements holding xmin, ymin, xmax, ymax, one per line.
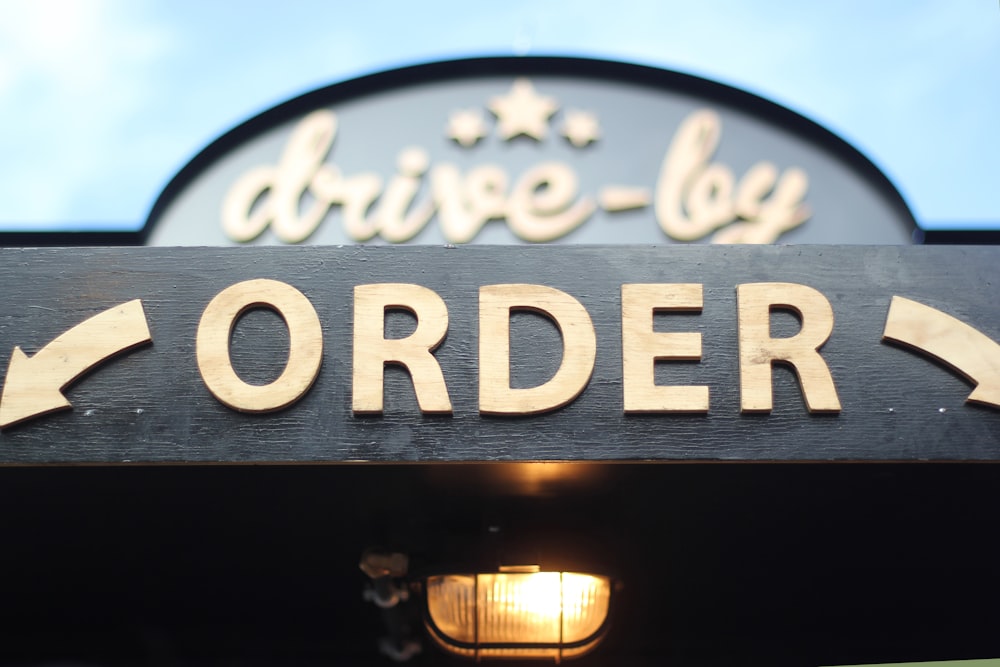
<box><xmin>1</xmin><ymin>245</ymin><xmax>997</xmax><ymax>464</ymax></box>
<box><xmin>145</xmin><ymin>57</ymin><xmax>917</xmax><ymax>246</ymax></box>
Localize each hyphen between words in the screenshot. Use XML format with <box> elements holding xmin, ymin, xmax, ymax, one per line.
<box><xmin>196</xmin><ymin>279</ymin><xmax>841</xmax><ymax>416</ymax></box>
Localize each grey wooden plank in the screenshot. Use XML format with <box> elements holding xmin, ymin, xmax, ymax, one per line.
<box><xmin>0</xmin><ymin>245</ymin><xmax>998</xmax><ymax>463</ymax></box>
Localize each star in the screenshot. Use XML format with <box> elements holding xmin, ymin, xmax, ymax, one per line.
<box><xmin>562</xmin><ymin>109</ymin><xmax>600</xmax><ymax>147</ymax></box>
<box><xmin>447</xmin><ymin>108</ymin><xmax>488</xmax><ymax>147</ymax></box>
<box><xmin>488</xmin><ymin>78</ymin><xmax>558</xmax><ymax>141</ymax></box>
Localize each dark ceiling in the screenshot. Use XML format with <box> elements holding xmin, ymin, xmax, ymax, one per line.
<box><xmin>0</xmin><ymin>463</ymin><xmax>997</xmax><ymax>666</ymax></box>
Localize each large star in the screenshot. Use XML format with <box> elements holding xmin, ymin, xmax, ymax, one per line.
<box><xmin>447</xmin><ymin>108</ymin><xmax>488</xmax><ymax>147</ymax></box>
<box><xmin>488</xmin><ymin>78</ymin><xmax>558</xmax><ymax>141</ymax></box>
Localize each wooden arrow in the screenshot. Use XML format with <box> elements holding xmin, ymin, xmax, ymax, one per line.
<box><xmin>0</xmin><ymin>300</ymin><xmax>152</xmax><ymax>428</ymax></box>
<box><xmin>883</xmin><ymin>296</ymin><xmax>1000</xmax><ymax>409</ymax></box>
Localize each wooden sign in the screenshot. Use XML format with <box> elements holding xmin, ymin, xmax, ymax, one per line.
<box><xmin>144</xmin><ymin>57</ymin><xmax>917</xmax><ymax>247</ymax></box>
<box><xmin>0</xmin><ymin>245</ymin><xmax>998</xmax><ymax>464</ymax></box>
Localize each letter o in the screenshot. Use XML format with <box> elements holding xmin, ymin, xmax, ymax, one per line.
<box><xmin>196</xmin><ymin>279</ymin><xmax>323</xmax><ymax>412</ymax></box>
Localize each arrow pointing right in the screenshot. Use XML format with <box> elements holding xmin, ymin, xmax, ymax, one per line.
<box><xmin>882</xmin><ymin>296</ymin><xmax>1000</xmax><ymax>410</ymax></box>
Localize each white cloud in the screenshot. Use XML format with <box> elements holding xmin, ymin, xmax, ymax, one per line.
<box><xmin>0</xmin><ymin>0</ymin><xmax>172</xmax><ymax>224</ymax></box>
<box><xmin>0</xmin><ymin>0</ymin><xmax>993</xmax><ymax>226</ymax></box>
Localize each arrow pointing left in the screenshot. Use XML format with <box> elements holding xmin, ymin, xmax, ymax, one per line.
<box><xmin>0</xmin><ymin>299</ymin><xmax>152</xmax><ymax>429</ymax></box>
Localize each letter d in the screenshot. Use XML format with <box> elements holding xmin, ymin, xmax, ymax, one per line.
<box><xmin>479</xmin><ymin>284</ymin><xmax>596</xmax><ymax>415</ymax></box>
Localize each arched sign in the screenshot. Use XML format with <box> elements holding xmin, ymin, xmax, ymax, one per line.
<box><xmin>145</xmin><ymin>57</ymin><xmax>917</xmax><ymax>246</ymax></box>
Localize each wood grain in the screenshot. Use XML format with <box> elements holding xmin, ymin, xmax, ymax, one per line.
<box><xmin>479</xmin><ymin>283</ymin><xmax>597</xmax><ymax>415</ymax></box>
<box><xmin>737</xmin><ymin>282</ymin><xmax>841</xmax><ymax>413</ymax></box>
<box><xmin>621</xmin><ymin>283</ymin><xmax>708</xmax><ymax>413</ymax></box>
<box><xmin>195</xmin><ymin>278</ymin><xmax>322</xmax><ymax>412</ymax></box>
<box><xmin>0</xmin><ymin>245</ymin><xmax>998</xmax><ymax>463</ymax></box>
<box><xmin>352</xmin><ymin>283</ymin><xmax>452</xmax><ymax>414</ymax></box>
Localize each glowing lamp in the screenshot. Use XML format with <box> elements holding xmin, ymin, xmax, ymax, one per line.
<box><xmin>424</xmin><ymin>568</ymin><xmax>612</xmax><ymax>661</ymax></box>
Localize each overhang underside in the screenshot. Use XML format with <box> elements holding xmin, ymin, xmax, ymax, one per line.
<box><xmin>0</xmin><ymin>462</ymin><xmax>997</xmax><ymax>666</ymax></box>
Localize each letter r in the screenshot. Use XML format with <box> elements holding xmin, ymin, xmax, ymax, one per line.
<box><xmin>737</xmin><ymin>282</ymin><xmax>841</xmax><ymax>413</ymax></box>
<box><xmin>352</xmin><ymin>284</ymin><xmax>452</xmax><ymax>414</ymax></box>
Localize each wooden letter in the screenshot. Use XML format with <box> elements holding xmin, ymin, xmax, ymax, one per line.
<box><xmin>479</xmin><ymin>284</ymin><xmax>596</xmax><ymax>415</ymax></box>
<box><xmin>352</xmin><ymin>284</ymin><xmax>452</xmax><ymax>414</ymax></box>
<box><xmin>737</xmin><ymin>282</ymin><xmax>840</xmax><ymax>413</ymax></box>
<box><xmin>196</xmin><ymin>279</ymin><xmax>322</xmax><ymax>412</ymax></box>
<box><xmin>621</xmin><ymin>284</ymin><xmax>708</xmax><ymax>413</ymax></box>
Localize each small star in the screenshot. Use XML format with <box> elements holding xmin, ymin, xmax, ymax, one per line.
<box><xmin>447</xmin><ymin>108</ymin><xmax>488</xmax><ymax>147</ymax></box>
<box><xmin>488</xmin><ymin>78</ymin><xmax>558</xmax><ymax>141</ymax></box>
<box><xmin>562</xmin><ymin>110</ymin><xmax>600</xmax><ymax>147</ymax></box>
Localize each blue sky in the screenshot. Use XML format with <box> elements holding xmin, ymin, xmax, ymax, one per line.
<box><xmin>0</xmin><ymin>0</ymin><xmax>996</xmax><ymax>231</ymax></box>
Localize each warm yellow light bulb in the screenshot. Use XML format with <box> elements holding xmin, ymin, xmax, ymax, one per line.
<box><xmin>425</xmin><ymin>571</ymin><xmax>611</xmax><ymax>661</ymax></box>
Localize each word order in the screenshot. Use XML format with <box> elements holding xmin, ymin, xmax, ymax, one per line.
<box><xmin>196</xmin><ymin>279</ymin><xmax>841</xmax><ymax>416</ymax></box>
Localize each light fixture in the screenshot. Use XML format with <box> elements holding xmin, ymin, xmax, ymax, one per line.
<box><xmin>424</xmin><ymin>566</ymin><xmax>612</xmax><ymax>661</ymax></box>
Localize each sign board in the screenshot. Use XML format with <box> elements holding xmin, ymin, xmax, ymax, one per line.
<box><xmin>145</xmin><ymin>57</ymin><xmax>917</xmax><ymax>247</ymax></box>
<box><xmin>1</xmin><ymin>245</ymin><xmax>997</xmax><ymax>464</ymax></box>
